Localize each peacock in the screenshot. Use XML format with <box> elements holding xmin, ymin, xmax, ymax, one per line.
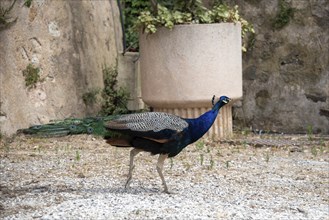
<box><xmin>19</xmin><ymin>95</ymin><xmax>231</xmax><ymax>193</ymax></box>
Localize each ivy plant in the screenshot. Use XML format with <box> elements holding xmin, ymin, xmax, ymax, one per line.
<box><xmin>121</xmin><ymin>0</ymin><xmax>150</xmax><ymax>51</ymax></box>
<box><xmin>133</xmin><ymin>0</ymin><xmax>254</xmax><ymax>51</ymax></box>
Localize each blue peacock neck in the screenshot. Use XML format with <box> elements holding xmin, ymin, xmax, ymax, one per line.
<box><xmin>185</xmin><ymin>101</ymin><xmax>225</xmax><ymax>143</ymax></box>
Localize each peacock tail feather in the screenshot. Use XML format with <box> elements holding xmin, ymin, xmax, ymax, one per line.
<box><xmin>18</xmin><ymin>115</ymin><xmax>118</xmax><ymax>137</ymax></box>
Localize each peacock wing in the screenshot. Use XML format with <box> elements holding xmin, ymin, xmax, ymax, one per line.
<box><xmin>105</xmin><ymin>112</ymin><xmax>189</xmax><ymax>141</ymax></box>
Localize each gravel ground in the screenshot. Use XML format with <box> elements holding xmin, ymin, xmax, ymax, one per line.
<box><xmin>0</xmin><ymin>134</ymin><xmax>328</xmax><ymax>219</ymax></box>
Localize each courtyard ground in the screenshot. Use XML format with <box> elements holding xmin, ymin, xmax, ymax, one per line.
<box><xmin>0</xmin><ymin>133</ymin><xmax>328</xmax><ymax>219</ymax></box>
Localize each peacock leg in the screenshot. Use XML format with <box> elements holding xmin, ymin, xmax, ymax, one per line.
<box><xmin>125</xmin><ymin>148</ymin><xmax>142</xmax><ymax>189</ymax></box>
<box><xmin>156</xmin><ymin>154</ymin><xmax>169</xmax><ymax>193</ymax></box>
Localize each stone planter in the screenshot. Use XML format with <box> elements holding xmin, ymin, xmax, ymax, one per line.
<box><xmin>139</xmin><ymin>23</ymin><xmax>242</xmax><ymax>137</ymax></box>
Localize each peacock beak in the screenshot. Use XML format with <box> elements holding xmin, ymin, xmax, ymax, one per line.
<box><xmin>223</xmin><ymin>98</ymin><xmax>231</xmax><ymax>104</ymax></box>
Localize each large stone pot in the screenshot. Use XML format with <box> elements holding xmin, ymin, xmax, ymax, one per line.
<box><xmin>139</xmin><ymin>23</ymin><xmax>242</xmax><ymax>137</ymax></box>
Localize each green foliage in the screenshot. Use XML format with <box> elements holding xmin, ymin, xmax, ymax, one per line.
<box><xmin>135</xmin><ymin>1</ymin><xmax>254</xmax><ymax>51</ymax></box>
<box><xmin>225</xmin><ymin>160</ymin><xmax>230</xmax><ymax>169</ymax></box>
<box><xmin>122</xmin><ymin>0</ymin><xmax>150</xmax><ymax>51</ymax></box>
<box><xmin>0</xmin><ymin>0</ymin><xmax>17</xmax><ymax>31</ymax></box>
<box><xmin>22</xmin><ymin>63</ymin><xmax>40</xmax><ymax>89</ymax></box>
<box><xmin>307</xmin><ymin>125</ymin><xmax>313</xmax><ymax>141</ymax></box>
<box><xmin>199</xmin><ymin>153</ymin><xmax>204</xmax><ymax>165</ymax></box>
<box><xmin>75</xmin><ymin>150</ymin><xmax>81</xmax><ymax>161</ymax></box>
<box><xmin>82</xmin><ymin>88</ymin><xmax>100</xmax><ymax>106</ymax></box>
<box><xmin>170</xmin><ymin>158</ymin><xmax>174</xmax><ymax>169</ymax></box>
<box><xmin>208</xmin><ymin>156</ymin><xmax>214</xmax><ymax>170</ymax></box>
<box><xmin>100</xmin><ymin>65</ymin><xmax>130</xmax><ymax>116</ymax></box>
<box><xmin>272</xmin><ymin>0</ymin><xmax>294</xmax><ymax>29</ymax></box>
<box><xmin>311</xmin><ymin>146</ymin><xmax>317</xmax><ymax>157</ymax></box>
<box><xmin>195</xmin><ymin>140</ymin><xmax>204</xmax><ymax>151</ymax></box>
<box><xmin>24</xmin><ymin>0</ymin><xmax>33</xmax><ymax>8</ymax></box>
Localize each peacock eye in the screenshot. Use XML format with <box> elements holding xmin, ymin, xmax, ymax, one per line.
<box><xmin>87</xmin><ymin>127</ymin><xmax>94</xmax><ymax>133</ymax></box>
<box><xmin>70</xmin><ymin>125</ymin><xmax>77</xmax><ymax>130</ymax></box>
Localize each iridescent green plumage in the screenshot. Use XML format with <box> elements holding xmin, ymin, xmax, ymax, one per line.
<box><xmin>18</xmin><ymin>116</ymin><xmax>118</xmax><ymax>137</ymax></box>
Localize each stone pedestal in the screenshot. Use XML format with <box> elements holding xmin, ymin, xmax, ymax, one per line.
<box><xmin>117</xmin><ymin>52</ymin><xmax>145</xmax><ymax>111</ymax></box>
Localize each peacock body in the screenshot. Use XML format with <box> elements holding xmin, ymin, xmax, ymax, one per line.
<box><xmin>19</xmin><ymin>95</ymin><xmax>231</xmax><ymax>193</ymax></box>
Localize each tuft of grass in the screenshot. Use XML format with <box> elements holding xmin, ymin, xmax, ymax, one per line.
<box><xmin>311</xmin><ymin>146</ymin><xmax>317</xmax><ymax>157</ymax></box>
<box><xmin>208</xmin><ymin>156</ymin><xmax>214</xmax><ymax>170</ymax></box>
<box><xmin>64</xmin><ymin>144</ymin><xmax>71</xmax><ymax>152</ymax></box>
<box><xmin>319</xmin><ymin>140</ymin><xmax>325</xmax><ymax>154</ymax></box>
<box><xmin>23</xmin><ymin>63</ymin><xmax>40</xmax><ymax>88</ymax></box>
<box><xmin>196</xmin><ymin>140</ymin><xmax>204</xmax><ymax>151</ymax></box>
<box><xmin>24</xmin><ymin>0</ymin><xmax>32</xmax><ymax>7</ymax></box>
<box><xmin>307</xmin><ymin>125</ymin><xmax>313</xmax><ymax>141</ymax></box>
<box><xmin>75</xmin><ymin>150</ymin><xmax>81</xmax><ymax>161</ymax></box>
<box><xmin>272</xmin><ymin>0</ymin><xmax>294</xmax><ymax>29</ymax></box>
<box><xmin>241</xmin><ymin>127</ymin><xmax>251</xmax><ymax>136</ymax></box>
<box><xmin>225</xmin><ymin>160</ymin><xmax>230</xmax><ymax>169</ymax></box>
<box><xmin>199</xmin><ymin>153</ymin><xmax>204</xmax><ymax>166</ymax></box>
<box><xmin>242</xmin><ymin>140</ymin><xmax>248</xmax><ymax>149</ymax></box>
<box><xmin>170</xmin><ymin>158</ymin><xmax>174</xmax><ymax>169</ymax></box>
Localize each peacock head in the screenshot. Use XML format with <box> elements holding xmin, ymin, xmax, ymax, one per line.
<box><xmin>211</xmin><ymin>95</ymin><xmax>232</xmax><ymax>106</ymax></box>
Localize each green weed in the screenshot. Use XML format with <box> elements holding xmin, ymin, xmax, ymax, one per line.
<box><xmin>75</xmin><ymin>150</ymin><xmax>81</xmax><ymax>161</ymax></box>
<box><xmin>272</xmin><ymin>0</ymin><xmax>294</xmax><ymax>29</ymax></box>
<box><xmin>208</xmin><ymin>156</ymin><xmax>214</xmax><ymax>170</ymax></box>
<box><xmin>200</xmin><ymin>153</ymin><xmax>204</xmax><ymax>166</ymax></box>
<box><xmin>170</xmin><ymin>158</ymin><xmax>174</xmax><ymax>169</ymax></box>
<box><xmin>24</xmin><ymin>0</ymin><xmax>32</xmax><ymax>7</ymax></box>
<box><xmin>225</xmin><ymin>160</ymin><xmax>230</xmax><ymax>169</ymax></box>
<box><xmin>311</xmin><ymin>146</ymin><xmax>317</xmax><ymax>157</ymax></box>
<box><xmin>307</xmin><ymin>125</ymin><xmax>313</xmax><ymax>141</ymax></box>
<box><xmin>23</xmin><ymin>63</ymin><xmax>40</xmax><ymax>89</ymax></box>
<box><xmin>196</xmin><ymin>140</ymin><xmax>204</xmax><ymax>151</ymax></box>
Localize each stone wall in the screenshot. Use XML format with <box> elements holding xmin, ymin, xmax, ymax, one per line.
<box><xmin>1</xmin><ymin>0</ymin><xmax>328</xmax><ymax>136</ymax></box>
<box><xmin>230</xmin><ymin>0</ymin><xmax>329</xmax><ymax>134</ymax></box>
<box><xmin>0</xmin><ymin>0</ymin><xmax>122</xmax><ymax>135</ymax></box>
